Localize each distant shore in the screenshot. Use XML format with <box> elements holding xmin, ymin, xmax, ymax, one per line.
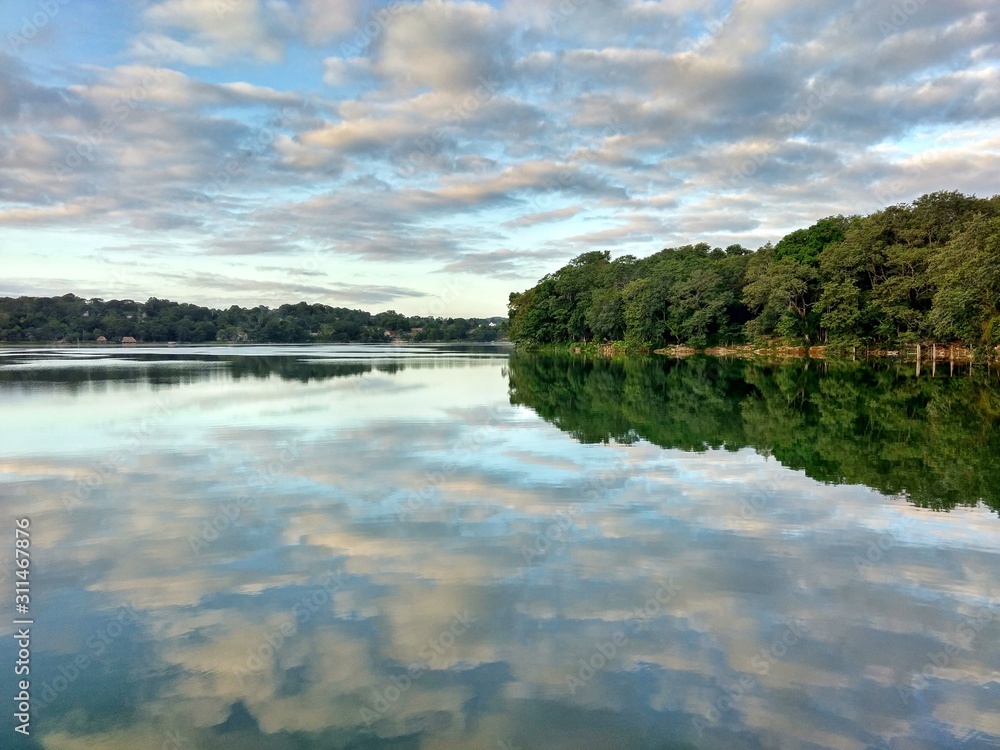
<box><xmin>0</xmin><ymin>340</ymin><xmax>514</xmax><ymax>348</ymax></box>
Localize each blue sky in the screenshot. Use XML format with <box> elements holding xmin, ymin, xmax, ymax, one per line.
<box><xmin>1</xmin><ymin>0</ymin><xmax>998</xmax><ymax>316</ymax></box>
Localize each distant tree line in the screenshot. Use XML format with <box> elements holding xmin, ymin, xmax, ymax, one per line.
<box><xmin>0</xmin><ymin>295</ymin><xmax>507</xmax><ymax>344</ymax></box>
<box><xmin>508</xmin><ymin>191</ymin><xmax>1000</xmax><ymax>351</ymax></box>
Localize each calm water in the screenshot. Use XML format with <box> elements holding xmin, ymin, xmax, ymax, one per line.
<box><xmin>1</xmin><ymin>345</ymin><xmax>998</xmax><ymax>750</ymax></box>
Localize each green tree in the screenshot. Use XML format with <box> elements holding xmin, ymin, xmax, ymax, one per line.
<box><xmin>928</xmin><ymin>214</ymin><xmax>1000</xmax><ymax>346</ymax></box>
<box><xmin>586</xmin><ymin>288</ymin><xmax>625</xmax><ymax>342</ymax></box>
<box><xmin>743</xmin><ymin>246</ymin><xmax>818</xmax><ymax>343</ymax></box>
<box><xmin>622</xmin><ymin>276</ymin><xmax>669</xmax><ymax>350</ymax></box>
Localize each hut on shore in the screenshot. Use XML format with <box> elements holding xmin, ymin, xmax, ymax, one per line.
<box><xmin>96</xmin><ymin>336</ymin><xmax>107</xmax><ymax>344</ymax></box>
<box><xmin>121</xmin><ymin>336</ymin><xmax>137</xmax><ymax>345</ymax></box>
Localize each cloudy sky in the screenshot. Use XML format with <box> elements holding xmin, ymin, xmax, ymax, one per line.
<box><xmin>1</xmin><ymin>0</ymin><xmax>998</xmax><ymax>316</ymax></box>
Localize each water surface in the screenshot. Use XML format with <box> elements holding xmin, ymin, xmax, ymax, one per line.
<box><xmin>1</xmin><ymin>345</ymin><xmax>998</xmax><ymax>749</ymax></box>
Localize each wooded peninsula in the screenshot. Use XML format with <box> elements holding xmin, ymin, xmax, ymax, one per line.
<box><xmin>507</xmin><ymin>191</ymin><xmax>1000</xmax><ymax>355</ymax></box>
<box><xmin>0</xmin><ymin>297</ymin><xmax>506</xmax><ymax>344</ymax></box>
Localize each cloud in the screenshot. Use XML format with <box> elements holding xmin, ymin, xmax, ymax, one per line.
<box><xmin>2</xmin><ymin>0</ymin><xmax>1000</xmax><ymax>312</ymax></box>
<box><xmin>440</xmin><ymin>248</ymin><xmax>568</xmax><ymax>278</ymax></box>
<box><xmin>135</xmin><ymin>0</ymin><xmax>287</xmax><ymax>64</ymax></box>
<box><xmin>502</xmin><ymin>205</ymin><xmax>583</xmax><ymax>229</ymax></box>
<box><xmin>299</xmin><ymin>0</ymin><xmax>363</xmax><ymax>44</ymax></box>
<box><xmin>321</xmin><ymin>56</ymin><xmax>372</xmax><ymax>87</ymax></box>
<box><xmin>372</xmin><ymin>1</ymin><xmax>510</xmax><ymax>93</ymax></box>
<box><xmin>145</xmin><ymin>269</ymin><xmax>430</xmax><ymax>306</ymax></box>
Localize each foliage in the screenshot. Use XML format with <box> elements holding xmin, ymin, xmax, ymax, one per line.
<box><xmin>0</xmin><ymin>295</ymin><xmax>508</xmax><ymax>344</ymax></box>
<box><xmin>511</xmin><ymin>244</ymin><xmax>750</xmax><ymax>350</ymax></box>
<box><xmin>509</xmin><ymin>192</ymin><xmax>1000</xmax><ymax>350</ymax></box>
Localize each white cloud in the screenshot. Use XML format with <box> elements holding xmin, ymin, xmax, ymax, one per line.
<box><xmin>138</xmin><ymin>0</ymin><xmax>286</xmax><ymax>63</ymax></box>
<box><xmin>372</xmin><ymin>1</ymin><xmax>509</xmax><ymax>92</ymax></box>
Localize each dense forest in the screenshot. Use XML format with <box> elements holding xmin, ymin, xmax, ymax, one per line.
<box><xmin>507</xmin><ymin>353</ymin><xmax>1000</xmax><ymax>514</ymax></box>
<box><xmin>0</xmin><ymin>295</ymin><xmax>507</xmax><ymax>344</ymax></box>
<box><xmin>508</xmin><ymin>191</ymin><xmax>1000</xmax><ymax>352</ymax></box>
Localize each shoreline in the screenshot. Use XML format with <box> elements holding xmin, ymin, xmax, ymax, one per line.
<box><xmin>0</xmin><ymin>340</ymin><xmax>515</xmax><ymax>349</ymax></box>
<box><xmin>552</xmin><ymin>342</ymin><xmax>1000</xmax><ymax>365</ymax></box>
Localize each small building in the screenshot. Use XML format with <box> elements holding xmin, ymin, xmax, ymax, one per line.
<box><xmin>121</xmin><ymin>336</ymin><xmax>137</xmax><ymax>345</ymax></box>
<box><xmin>96</xmin><ymin>336</ymin><xmax>107</xmax><ymax>344</ymax></box>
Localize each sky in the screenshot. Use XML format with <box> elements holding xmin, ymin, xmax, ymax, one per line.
<box><xmin>0</xmin><ymin>0</ymin><xmax>998</xmax><ymax>317</ymax></box>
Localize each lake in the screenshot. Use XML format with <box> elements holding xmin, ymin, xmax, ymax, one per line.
<box><xmin>1</xmin><ymin>345</ymin><xmax>998</xmax><ymax>749</ymax></box>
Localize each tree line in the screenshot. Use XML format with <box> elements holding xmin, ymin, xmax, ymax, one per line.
<box><xmin>0</xmin><ymin>295</ymin><xmax>507</xmax><ymax>344</ymax></box>
<box><xmin>507</xmin><ymin>191</ymin><xmax>1000</xmax><ymax>351</ymax></box>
